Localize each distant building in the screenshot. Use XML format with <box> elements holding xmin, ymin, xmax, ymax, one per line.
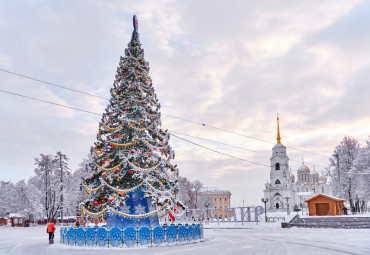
<box><xmin>198</xmin><ymin>187</ymin><xmax>231</xmax><ymax>217</ymax></box>
<box><xmin>263</xmin><ymin>116</ymin><xmax>331</xmax><ymax>211</ymax></box>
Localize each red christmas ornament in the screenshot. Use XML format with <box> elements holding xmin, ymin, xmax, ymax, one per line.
<box><xmin>116</xmin><ymin>134</ymin><xmax>120</xmax><ymax>137</ymax></box>
<box><xmin>102</xmin><ymin>161</ymin><xmax>105</xmax><ymax>164</ymax></box>
<box><xmin>169</xmin><ymin>212</ymin><xmax>175</xmax><ymax>221</ymax></box>
<box><xmin>174</xmin><ymin>208</ymin><xmax>177</xmax><ymax>213</ymax></box>
<box><xmin>128</xmin><ymin>170</ymin><xmax>133</xmax><ymax>174</ymax></box>
<box><xmin>115</xmin><ymin>168</ymin><xmax>120</xmax><ymax>173</ymax></box>
<box><xmin>102</xmin><ymin>173</ymin><xmax>107</xmax><ymax>177</ymax></box>
<box><xmin>130</xmin><ymin>150</ymin><xmax>135</xmax><ymax>154</ymax></box>
<box><xmin>93</xmin><ymin>201</ymin><xmax>98</xmax><ymax>206</ymax></box>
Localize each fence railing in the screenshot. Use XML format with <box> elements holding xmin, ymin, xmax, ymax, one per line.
<box><xmin>60</xmin><ymin>223</ymin><xmax>203</xmax><ymax>247</ymax></box>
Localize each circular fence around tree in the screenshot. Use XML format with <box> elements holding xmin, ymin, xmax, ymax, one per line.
<box><xmin>60</xmin><ymin>223</ymin><xmax>203</xmax><ymax>247</ymax></box>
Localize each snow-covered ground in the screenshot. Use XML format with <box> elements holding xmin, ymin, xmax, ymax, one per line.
<box><xmin>0</xmin><ymin>223</ymin><xmax>369</xmax><ymax>255</ymax></box>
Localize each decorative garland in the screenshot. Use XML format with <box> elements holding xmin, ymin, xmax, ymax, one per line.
<box><xmin>82</xmin><ymin>182</ymin><xmax>101</xmax><ymax>193</ymax></box>
<box><xmin>109</xmin><ymin>140</ymin><xmax>137</xmax><ymax>147</ymax></box>
<box><xmin>81</xmin><ymin>206</ymin><xmax>108</xmax><ymax>217</ymax></box>
<box><xmin>102</xmin><ymin>180</ymin><xmax>145</xmax><ymax>193</ymax></box>
<box><xmin>127</xmin><ymin>161</ymin><xmax>161</xmax><ymax>172</ymax></box>
<box><xmin>146</xmin><ymin>181</ymin><xmax>177</xmax><ymax>194</ymax></box>
<box><xmin>93</xmin><ymin>147</ymin><xmax>104</xmax><ymax>156</ymax></box>
<box><xmin>94</xmin><ymin>162</ymin><xmax>123</xmax><ymax>171</ymax></box>
<box><xmin>128</xmin><ymin>121</ymin><xmax>151</xmax><ymax>131</ymax></box>
<box><xmin>142</xmin><ymin>139</ymin><xmax>168</xmax><ymax>150</ymax></box>
<box><xmin>100</xmin><ymin>121</ymin><xmax>123</xmax><ymax>131</ymax></box>
<box><xmin>110</xmin><ymin>205</ymin><xmax>166</xmax><ymax>219</ymax></box>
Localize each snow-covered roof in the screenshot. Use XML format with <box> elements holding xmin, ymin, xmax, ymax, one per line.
<box><xmin>8</xmin><ymin>213</ymin><xmax>23</xmax><ymax>218</ymax></box>
<box><xmin>297</xmin><ymin>192</ymin><xmax>314</xmax><ymax>196</ymax></box>
<box><xmin>304</xmin><ymin>193</ymin><xmax>346</xmax><ymax>202</ymax></box>
<box><xmin>298</xmin><ymin>163</ymin><xmax>310</xmax><ymax>172</ymax></box>
<box><xmin>200</xmin><ymin>187</ymin><xmax>230</xmax><ymax>193</ymax></box>
<box><xmin>273</xmin><ymin>143</ymin><xmax>286</xmax><ymax>149</ymax></box>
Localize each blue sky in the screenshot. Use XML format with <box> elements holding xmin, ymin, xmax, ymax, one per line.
<box><xmin>1</xmin><ymin>0</ymin><xmax>369</xmax><ymax>206</ymax></box>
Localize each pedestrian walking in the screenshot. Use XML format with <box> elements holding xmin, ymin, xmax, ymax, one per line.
<box><xmin>343</xmin><ymin>206</ymin><xmax>348</xmax><ymax>215</ymax></box>
<box><xmin>351</xmin><ymin>206</ymin><xmax>355</xmax><ymax>215</ymax></box>
<box><xmin>46</xmin><ymin>220</ymin><xmax>56</xmax><ymax>244</ymax></box>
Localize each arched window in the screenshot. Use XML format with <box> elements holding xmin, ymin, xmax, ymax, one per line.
<box><xmin>275</xmin><ymin>163</ymin><xmax>280</xmax><ymax>170</ymax></box>
<box><xmin>275</xmin><ymin>179</ymin><xmax>281</xmax><ymax>184</ymax></box>
<box><xmin>322</xmin><ymin>186</ymin><xmax>324</xmax><ymax>193</ymax></box>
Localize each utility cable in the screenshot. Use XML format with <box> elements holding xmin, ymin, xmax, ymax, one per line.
<box><xmin>171</xmin><ymin>134</ymin><xmax>270</xmax><ymax>168</ymax></box>
<box><xmin>0</xmin><ymin>88</ymin><xmax>269</xmax><ymax>167</ymax></box>
<box><xmin>0</xmin><ymin>68</ymin><xmax>107</xmax><ymax>100</ymax></box>
<box><xmin>0</xmin><ymin>89</ymin><xmax>101</xmax><ymax>116</ymax></box>
<box><xmin>0</xmin><ymin>67</ymin><xmax>328</xmax><ymax>158</ymax></box>
<box><xmin>171</xmin><ymin>131</ymin><xmax>327</xmax><ymax>169</ymax></box>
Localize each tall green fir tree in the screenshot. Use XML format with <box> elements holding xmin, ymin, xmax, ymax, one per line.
<box><xmin>80</xmin><ymin>15</ymin><xmax>185</xmax><ymax>227</ymax></box>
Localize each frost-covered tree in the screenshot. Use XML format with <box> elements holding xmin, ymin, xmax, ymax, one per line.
<box><xmin>13</xmin><ymin>180</ymin><xmax>43</xmax><ymax>221</ymax></box>
<box><xmin>30</xmin><ymin>154</ymin><xmax>60</xmax><ymax>221</ymax></box>
<box><xmin>351</xmin><ymin>137</ymin><xmax>370</xmax><ymax>212</ymax></box>
<box><xmin>0</xmin><ymin>181</ymin><xmax>16</xmax><ymax>218</ymax></box>
<box><xmin>327</xmin><ymin>136</ymin><xmax>360</xmax><ymax>207</ymax></box>
<box><xmin>53</xmin><ymin>152</ymin><xmax>70</xmax><ymax>222</ymax></box>
<box><xmin>178</xmin><ymin>176</ymin><xmax>194</xmax><ymax>208</ymax></box>
<box><xmin>193</xmin><ymin>180</ymin><xmax>203</xmax><ymax>209</ymax></box>
<box><xmin>178</xmin><ymin>177</ymin><xmax>204</xmax><ymax>209</ymax></box>
<box><xmin>63</xmin><ymin>155</ymin><xmax>92</xmax><ymax>216</ymax></box>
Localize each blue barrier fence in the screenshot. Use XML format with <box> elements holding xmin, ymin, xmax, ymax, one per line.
<box><xmin>60</xmin><ymin>224</ymin><xmax>204</xmax><ymax>247</ymax></box>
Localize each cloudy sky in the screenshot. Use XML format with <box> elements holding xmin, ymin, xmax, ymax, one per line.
<box><xmin>1</xmin><ymin>0</ymin><xmax>370</xmax><ymax>206</ymax></box>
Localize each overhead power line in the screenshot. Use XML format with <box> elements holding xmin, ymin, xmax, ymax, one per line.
<box><xmin>0</xmin><ymin>68</ymin><xmax>107</xmax><ymax>100</ymax></box>
<box><xmin>0</xmin><ymin>67</ymin><xmax>328</xmax><ymax>158</ymax></box>
<box><xmin>171</xmin><ymin>134</ymin><xmax>270</xmax><ymax>168</ymax></box>
<box><xmin>0</xmin><ymin>88</ymin><xmax>269</xmax><ymax>167</ymax></box>
<box><xmin>171</xmin><ymin>131</ymin><xmax>327</xmax><ymax>169</ymax></box>
<box><xmin>0</xmin><ymin>89</ymin><xmax>101</xmax><ymax>116</ymax></box>
<box><xmin>171</xmin><ymin>131</ymin><xmax>270</xmax><ymax>156</ymax></box>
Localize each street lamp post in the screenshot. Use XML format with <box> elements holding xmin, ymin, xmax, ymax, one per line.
<box><xmin>285</xmin><ymin>197</ymin><xmax>290</xmax><ymax>215</ymax></box>
<box><xmin>300</xmin><ymin>203</ymin><xmax>304</xmax><ymax>215</ymax></box>
<box><xmin>204</xmin><ymin>202</ymin><xmax>210</xmax><ymax>222</ymax></box>
<box><xmin>261</xmin><ymin>198</ymin><xmax>269</xmax><ymax>222</ymax></box>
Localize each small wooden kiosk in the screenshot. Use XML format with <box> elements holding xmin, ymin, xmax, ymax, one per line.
<box><xmin>305</xmin><ymin>194</ymin><xmax>346</xmax><ymax>216</ymax></box>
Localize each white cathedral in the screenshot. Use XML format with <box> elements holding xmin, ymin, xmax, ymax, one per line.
<box><xmin>263</xmin><ymin>116</ymin><xmax>330</xmax><ymax>211</ymax></box>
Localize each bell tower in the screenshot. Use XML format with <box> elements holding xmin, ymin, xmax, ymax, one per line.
<box><xmin>264</xmin><ymin>114</ymin><xmax>294</xmax><ymax>210</ymax></box>
<box><xmin>270</xmin><ymin>114</ymin><xmax>289</xmax><ymax>181</ymax></box>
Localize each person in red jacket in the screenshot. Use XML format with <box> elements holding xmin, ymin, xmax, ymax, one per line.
<box><xmin>46</xmin><ymin>220</ymin><xmax>56</xmax><ymax>244</ymax></box>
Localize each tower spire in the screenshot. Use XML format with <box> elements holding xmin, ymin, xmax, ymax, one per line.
<box><xmin>277</xmin><ymin>113</ymin><xmax>281</xmax><ymax>144</ymax></box>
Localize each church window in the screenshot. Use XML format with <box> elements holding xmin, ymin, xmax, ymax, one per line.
<box><xmin>306</xmin><ymin>188</ymin><xmax>308</xmax><ymax>192</ymax></box>
<box><xmin>275</xmin><ymin>163</ymin><xmax>280</xmax><ymax>170</ymax></box>
<box><xmin>322</xmin><ymin>186</ymin><xmax>324</xmax><ymax>193</ymax></box>
<box><xmin>275</xmin><ymin>179</ymin><xmax>281</xmax><ymax>184</ymax></box>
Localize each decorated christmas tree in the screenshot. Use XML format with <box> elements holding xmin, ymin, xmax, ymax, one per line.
<box><xmin>80</xmin><ymin>15</ymin><xmax>184</xmax><ymax>228</ymax></box>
